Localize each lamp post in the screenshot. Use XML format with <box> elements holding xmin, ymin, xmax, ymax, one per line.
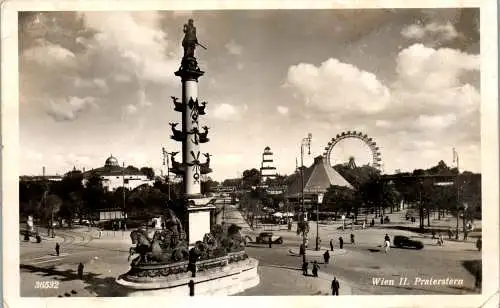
<box><xmin>122</xmin><ymin>162</ymin><xmax>127</xmax><ymax>230</ymax></box>
<box><xmin>300</xmin><ymin>133</ymin><xmax>312</xmax><ymax>249</ymax></box>
<box><xmin>162</xmin><ymin>147</ymin><xmax>173</xmax><ymax>201</ymax></box>
<box><xmin>316</xmin><ymin>192</ymin><xmax>324</xmax><ymax>251</ymax></box>
<box><xmin>453</xmin><ymin>148</ymin><xmax>460</xmax><ymax>240</ymax></box>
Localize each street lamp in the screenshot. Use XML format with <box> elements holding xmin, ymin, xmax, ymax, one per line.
<box><xmin>162</xmin><ymin>147</ymin><xmax>174</xmax><ymax>201</ymax></box>
<box><xmin>300</xmin><ymin>133</ymin><xmax>312</xmax><ymax>249</ymax></box>
<box><xmin>453</xmin><ymin>148</ymin><xmax>460</xmax><ymax>240</ymax></box>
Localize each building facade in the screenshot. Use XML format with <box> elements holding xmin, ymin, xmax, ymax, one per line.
<box><xmin>82</xmin><ymin>155</ymin><xmax>154</xmax><ymax>192</ymax></box>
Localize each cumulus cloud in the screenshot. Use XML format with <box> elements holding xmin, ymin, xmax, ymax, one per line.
<box><xmin>285</xmin><ymin>43</ymin><xmax>480</xmax><ymax>167</ymax></box>
<box><xmin>47</xmin><ymin>96</ymin><xmax>98</xmax><ymax>121</ymax></box>
<box><xmin>394</xmin><ymin>44</ymin><xmax>479</xmax><ymax>92</ymax></box>
<box><xmin>416</xmin><ymin>114</ymin><xmax>457</xmax><ymax>129</ymax></box>
<box><xmin>375</xmin><ymin>120</ymin><xmax>392</xmax><ymax>128</ymax></box>
<box><xmin>277</xmin><ymin>106</ymin><xmax>289</xmax><ymax>115</ymax></box>
<box><xmin>286</xmin><ymin>58</ymin><xmax>391</xmax><ymax>115</ymax></box>
<box><xmin>124</xmin><ymin>104</ymin><xmax>138</xmax><ymax>116</ymax></box>
<box><xmin>401</xmin><ymin>22</ymin><xmax>459</xmax><ymax>43</ymax></box>
<box><xmin>212</xmin><ymin>103</ymin><xmax>240</xmax><ymax>121</ymax></box>
<box><xmin>22</xmin><ymin>39</ymin><xmax>76</xmax><ymax>69</ymax></box>
<box><xmin>225</xmin><ymin>41</ymin><xmax>243</xmax><ymax>55</ymax></box>
<box><xmin>81</xmin><ymin>12</ymin><xmax>180</xmax><ymax>86</ymax></box>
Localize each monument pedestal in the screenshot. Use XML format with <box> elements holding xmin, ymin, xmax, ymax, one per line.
<box><xmin>116</xmin><ymin>253</ymin><xmax>260</xmax><ymax>296</ymax></box>
<box><xmin>185</xmin><ymin>197</ymin><xmax>215</xmax><ymax>246</ymax></box>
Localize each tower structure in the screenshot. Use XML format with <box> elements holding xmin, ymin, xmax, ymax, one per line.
<box><xmin>168</xmin><ymin>18</ymin><xmax>214</xmax><ymax>245</ymax></box>
<box><xmin>260</xmin><ymin>146</ymin><xmax>277</xmax><ymax>183</ymax></box>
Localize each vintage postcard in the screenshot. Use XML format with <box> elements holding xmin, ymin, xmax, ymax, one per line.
<box><xmin>2</xmin><ymin>0</ymin><xmax>499</xmax><ymax>307</ymax></box>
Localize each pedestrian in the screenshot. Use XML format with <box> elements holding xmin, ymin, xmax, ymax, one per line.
<box><xmin>331</xmin><ymin>277</ymin><xmax>340</xmax><ymax>296</ymax></box>
<box><xmin>329</xmin><ymin>239</ymin><xmax>334</xmax><ymax>252</ymax></box>
<box><xmin>380</xmin><ymin>216</ymin><xmax>383</xmax><ymax>224</ymax></box>
<box><xmin>268</xmin><ymin>236</ymin><xmax>272</xmax><ymax>248</ymax></box>
<box><xmin>77</xmin><ymin>262</ymin><xmax>84</xmax><ymax>280</ymax></box>
<box><xmin>384</xmin><ymin>233</ymin><xmax>390</xmax><ymax>244</ymax></box>
<box><xmin>362</xmin><ymin>221</ymin><xmax>366</xmax><ymax>229</ymax></box>
<box><xmin>302</xmin><ymin>261</ymin><xmax>309</xmax><ymax>276</ymax></box>
<box><xmin>323</xmin><ymin>250</ymin><xmax>330</xmax><ymax>265</ymax></box>
<box><xmin>350</xmin><ymin>233</ymin><xmax>355</xmax><ymax>245</ymax></box>
<box><xmin>371</xmin><ymin>218</ymin><xmax>375</xmax><ymax>227</ymax></box>
<box><xmin>312</xmin><ymin>261</ymin><xmax>319</xmax><ymax>277</ymax></box>
<box><xmin>474</xmin><ymin>267</ymin><xmax>482</xmax><ymax>290</ymax></box>
<box><xmin>448</xmin><ymin>229</ymin><xmax>452</xmax><ymax>239</ymax></box>
<box><xmin>476</xmin><ymin>237</ymin><xmax>482</xmax><ymax>251</ymax></box>
<box><xmin>55</xmin><ymin>243</ymin><xmax>60</xmax><ymax>256</ymax></box>
<box><xmin>339</xmin><ymin>237</ymin><xmax>344</xmax><ymax>249</ymax></box>
<box><xmin>384</xmin><ymin>239</ymin><xmax>391</xmax><ymax>253</ymax></box>
<box><xmin>464</xmin><ymin>230</ymin><xmax>468</xmax><ymax>241</ymax></box>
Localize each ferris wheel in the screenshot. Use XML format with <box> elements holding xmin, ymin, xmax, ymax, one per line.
<box><xmin>322</xmin><ymin>131</ymin><xmax>383</xmax><ymax>170</ymax></box>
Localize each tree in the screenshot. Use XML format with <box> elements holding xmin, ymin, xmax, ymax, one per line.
<box><xmin>53</xmin><ymin>170</ymin><xmax>85</xmax><ymax>226</ymax></box>
<box><xmin>82</xmin><ymin>174</ymin><xmax>108</xmax><ymax>222</ymax></box>
<box><xmin>242</xmin><ymin>168</ymin><xmax>261</xmax><ymax>189</ymax></box>
<box><xmin>126</xmin><ymin>165</ymin><xmax>139</xmax><ymax>172</ymax></box>
<box><xmin>44</xmin><ymin>194</ymin><xmax>62</xmax><ymax>236</ymax></box>
<box><xmin>127</xmin><ymin>186</ymin><xmax>168</xmax><ymax>218</ymax></box>
<box><xmin>201</xmin><ymin>177</ymin><xmax>219</xmax><ymax>195</ymax></box>
<box><xmin>19</xmin><ymin>180</ymin><xmax>46</xmax><ymax>218</ymax></box>
<box><xmin>324</xmin><ymin>185</ymin><xmax>358</xmax><ymax>216</ymax></box>
<box><xmin>140</xmin><ymin>167</ymin><xmax>155</xmax><ymax>179</ymax></box>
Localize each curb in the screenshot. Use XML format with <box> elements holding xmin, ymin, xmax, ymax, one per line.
<box><xmin>288</xmin><ymin>248</ymin><xmax>348</xmax><ymax>257</ymax></box>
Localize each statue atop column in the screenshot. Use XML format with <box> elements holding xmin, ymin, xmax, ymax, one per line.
<box><xmin>182</xmin><ymin>19</ymin><xmax>206</xmax><ymax>58</ymax></box>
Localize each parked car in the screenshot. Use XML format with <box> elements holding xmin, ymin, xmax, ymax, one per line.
<box><xmin>393</xmin><ymin>235</ymin><xmax>424</xmax><ymax>250</ymax></box>
<box><xmin>255</xmin><ymin>232</ymin><xmax>283</xmax><ymax>244</ymax></box>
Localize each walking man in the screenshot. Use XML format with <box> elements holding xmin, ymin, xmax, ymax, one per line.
<box><xmin>55</xmin><ymin>243</ymin><xmax>60</xmax><ymax>256</ymax></box>
<box><xmin>331</xmin><ymin>277</ymin><xmax>340</xmax><ymax>296</ymax></box>
<box><xmin>476</xmin><ymin>237</ymin><xmax>482</xmax><ymax>251</ymax></box>
<box><xmin>329</xmin><ymin>239</ymin><xmax>334</xmax><ymax>252</ymax></box>
<box><xmin>323</xmin><ymin>250</ymin><xmax>330</xmax><ymax>266</ymax></box>
<box><xmin>384</xmin><ymin>239</ymin><xmax>390</xmax><ymax>253</ymax></box>
<box><xmin>268</xmin><ymin>236</ymin><xmax>272</xmax><ymax>248</ymax></box>
<box><xmin>448</xmin><ymin>228</ymin><xmax>452</xmax><ymax>240</ymax></box>
<box><xmin>339</xmin><ymin>236</ymin><xmax>344</xmax><ymax>249</ymax></box>
<box><xmin>474</xmin><ymin>267</ymin><xmax>482</xmax><ymax>291</ymax></box>
<box><xmin>312</xmin><ymin>261</ymin><xmax>319</xmax><ymax>277</ymax></box>
<box><xmin>77</xmin><ymin>262</ymin><xmax>84</xmax><ymax>280</ymax></box>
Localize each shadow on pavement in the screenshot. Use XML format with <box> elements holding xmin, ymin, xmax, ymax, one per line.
<box><xmin>462</xmin><ymin>259</ymin><xmax>481</xmax><ymax>276</ymax></box>
<box><xmin>20</xmin><ymin>264</ymin><xmax>130</xmax><ymax>297</ymax></box>
<box><xmin>259</xmin><ymin>264</ymin><xmax>301</xmax><ymax>271</ymax></box>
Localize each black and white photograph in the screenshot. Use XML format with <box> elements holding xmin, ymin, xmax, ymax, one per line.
<box><xmin>2</xmin><ymin>1</ymin><xmax>499</xmax><ymax>307</ymax></box>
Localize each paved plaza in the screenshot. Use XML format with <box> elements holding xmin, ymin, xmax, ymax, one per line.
<box><xmin>20</xmin><ymin>202</ymin><xmax>481</xmax><ymax>297</ymax></box>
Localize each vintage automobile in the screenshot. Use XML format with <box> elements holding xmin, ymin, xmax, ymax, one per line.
<box><xmin>393</xmin><ymin>235</ymin><xmax>424</xmax><ymax>250</ymax></box>
<box><xmin>255</xmin><ymin>232</ymin><xmax>283</xmax><ymax>244</ymax></box>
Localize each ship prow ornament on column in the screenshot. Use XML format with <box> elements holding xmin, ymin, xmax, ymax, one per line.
<box><xmin>116</xmin><ymin>19</ymin><xmax>259</xmax><ymax>296</ymax></box>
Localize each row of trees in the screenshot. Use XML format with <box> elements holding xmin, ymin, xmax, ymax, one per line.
<box><xmin>20</xmin><ymin>169</ymin><xmax>220</xmax><ymax>227</ymax></box>
<box><xmin>232</xmin><ymin>160</ymin><xmax>481</xmax><ymax>231</ymax></box>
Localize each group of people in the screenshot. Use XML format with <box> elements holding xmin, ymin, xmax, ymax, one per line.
<box><xmin>55</xmin><ymin>243</ymin><xmax>85</xmax><ymax>280</ymax></box>
<box><xmin>301</xmin><ymin>259</ymin><xmax>340</xmax><ymax>295</ymax></box>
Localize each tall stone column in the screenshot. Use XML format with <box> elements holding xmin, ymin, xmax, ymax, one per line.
<box><xmin>175</xmin><ymin>58</ymin><xmax>204</xmax><ymax>199</ymax></box>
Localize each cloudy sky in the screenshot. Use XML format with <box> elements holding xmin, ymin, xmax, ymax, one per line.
<box><xmin>19</xmin><ymin>9</ymin><xmax>481</xmax><ymax>181</ymax></box>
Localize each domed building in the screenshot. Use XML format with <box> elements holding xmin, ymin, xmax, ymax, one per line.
<box><xmin>82</xmin><ymin>155</ymin><xmax>154</xmax><ymax>192</ymax></box>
